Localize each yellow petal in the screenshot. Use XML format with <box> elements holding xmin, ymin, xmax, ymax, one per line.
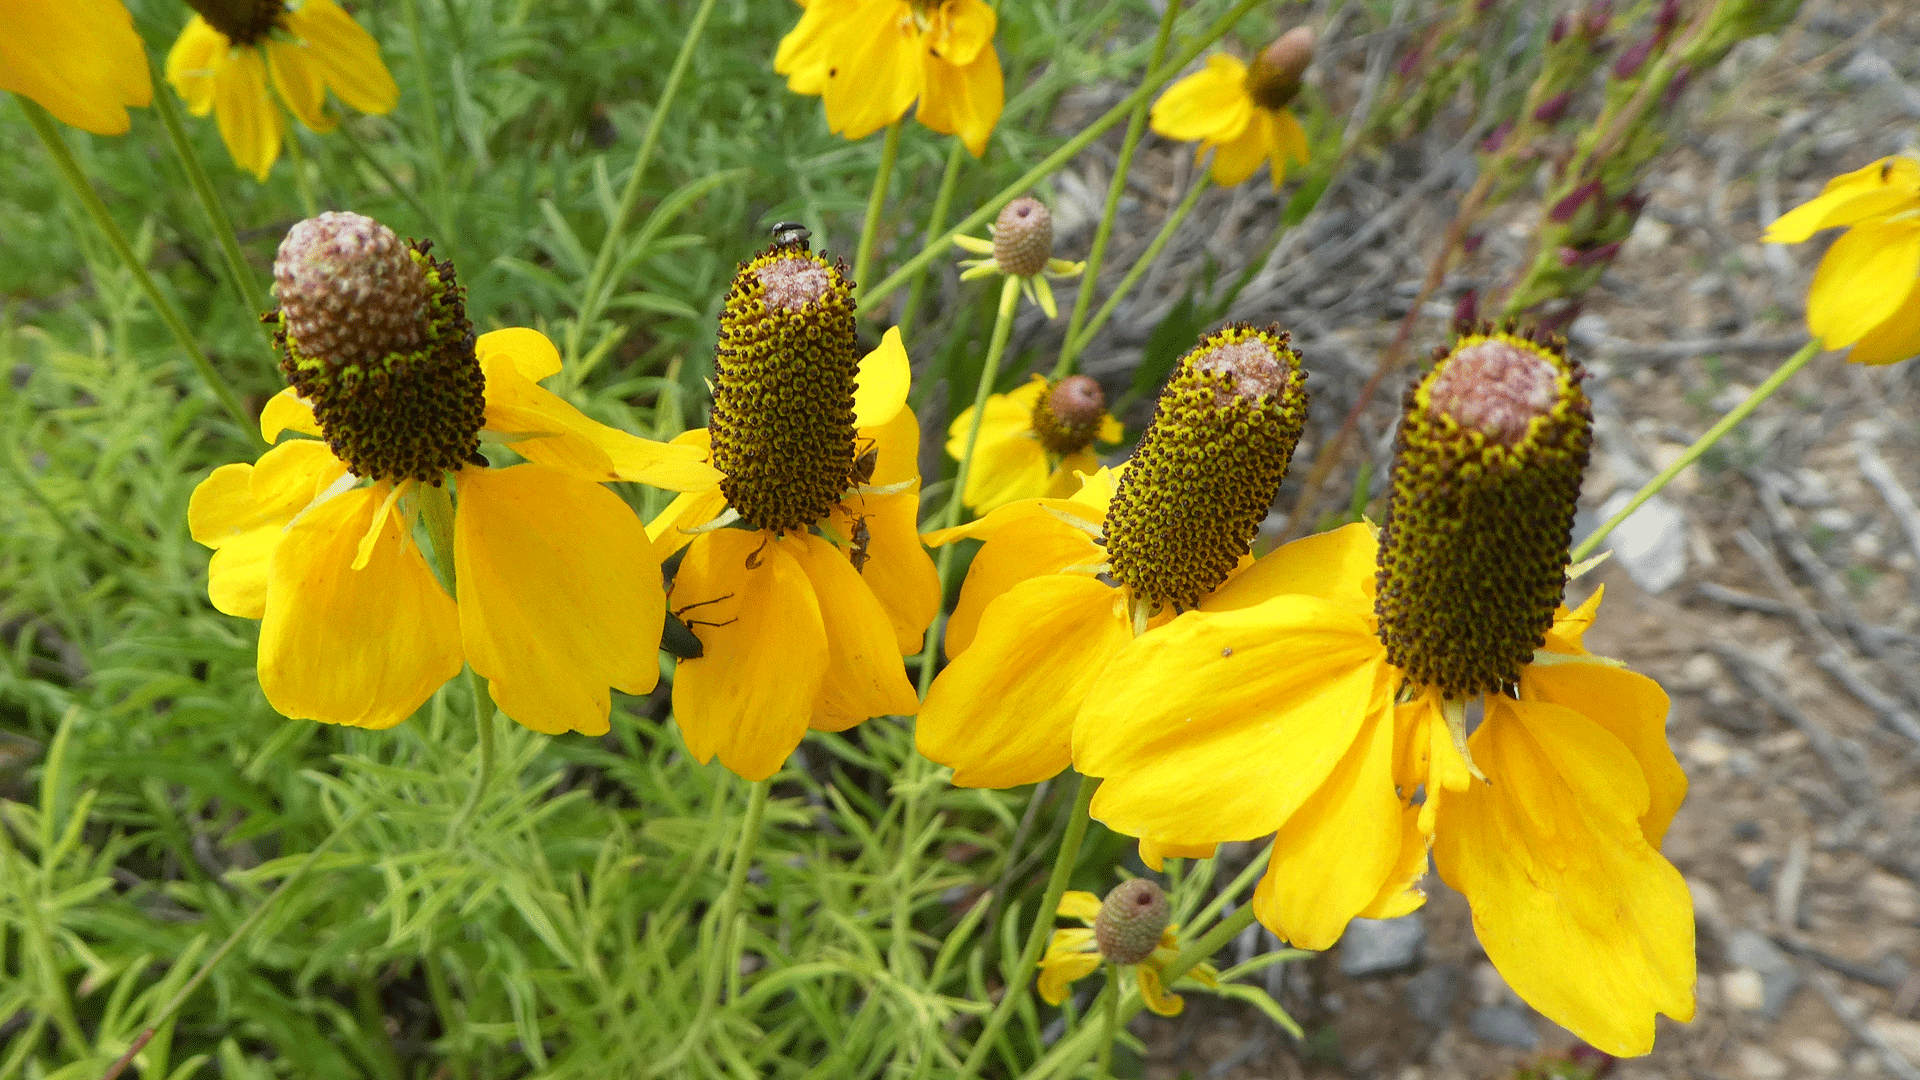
<box><xmin>1037</xmin><ymin>950</ymin><xmax>1102</xmax><ymax>1005</ymax></box>
<box><xmin>1136</xmin><ymin>966</ymin><xmax>1184</xmax><ymax>1016</ymax></box>
<box><xmin>917</xmin><ymin>574</ymin><xmax>1129</xmax><ymax>788</ymax></box>
<box><xmin>925</xmin><ymin>0</ymin><xmax>994</xmax><ymax>66</ymax></box>
<box><xmin>1355</xmin><ymin>804</ymin><xmax>1431</xmax><ymax>920</ymax></box>
<box><xmin>211</xmin><ymin>44</ymin><xmax>281</xmax><ymax>181</ymax></box>
<box><xmin>788</xmin><ymin>534</ymin><xmax>919</xmax><ymax>731</ymax></box>
<box><xmin>260</xmin><ymin>388</ymin><xmax>322</xmax><ymax>442</ymax></box>
<box><xmin>165</xmin><ymin>18</ymin><xmax>226</xmax><ymax>117</ymax></box>
<box><xmin>820</xmin><ymin>1</ymin><xmax>922</xmax><ymax>141</ymax></box>
<box><xmin>1806</xmin><ymin>218</ymin><xmax>1920</xmax><ymax>348</ymax></box>
<box><xmin>1149</xmin><ymin>54</ymin><xmax>1252</xmax><ymax>145</ymax></box>
<box><xmin>1200</xmin><ymin>521</ymin><xmax>1376</xmax><ymax>614</ymax></box>
<box><xmin>941</xmin><ymin>508</ymin><xmax>1105</xmax><ymax>658</ymax></box>
<box><xmin>1522</xmin><ymin>656</ymin><xmax>1681</xmax><ymax>847</ymax></box>
<box><xmin>1250</xmin><ymin>704</ymin><xmax>1407</xmax><ymax>949</ymax></box>
<box><xmin>917</xmin><ymin>45</ymin><xmax>1002</xmax><ymax>158</ymax></box>
<box><xmin>478</xmin><ymin>327</ymin><xmax>562</xmax><ymax>381</ymax></box>
<box><xmin>1209</xmin><ymin>107</ymin><xmax>1270</xmax><ymax>187</ymax></box>
<box><xmin>266</xmin><ymin>41</ymin><xmax>334</xmax><ymax>133</ymax></box>
<box><xmin>1272</xmin><ymin>108</ymin><xmax>1309</xmax><ymax>172</ymax></box>
<box><xmin>454</xmin><ymin>464</ymin><xmax>662</xmax><ymax>737</ymax></box>
<box><xmin>481</xmin><ymin>350</ymin><xmax>719</xmax><ymax>491</ymax></box>
<box><xmin>669</xmin><ymin>530</ymin><xmax>826</xmax><ymax>780</ymax></box>
<box><xmin>1846</xmin><ymin>274</ymin><xmax>1920</xmax><ymax>365</ymax></box>
<box><xmin>1434</xmin><ymin>696</ymin><xmax>1696</xmax><ymax>1057</ymax></box>
<box><xmin>282</xmin><ymin>0</ymin><xmax>398</xmax><ymax>115</ymax></box>
<box><xmin>258</xmin><ymin>485</ymin><xmax>462</xmax><ymax>728</ymax></box>
<box><xmin>1056</xmin><ymin>891</ymin><xmax>1102</xmax><ymax>921</ymax></box>
<box><xmin>1764</xmin><ymin>156</ymin><xmax>1920</xmax><ymax>243</ymax></box>
<box><xmin>0</xmin><ymin>0</ymin><xmax>151</xmax><ymax>135</ymax></box>
<box><xmin>1543</xmin><ymin>586</ymin><xmax>1603</xmax><ymax>653</ymax></box>
<box><xmin>857</xmin><ymin>394</ymin><xmax>923</xmax><ymax>488</ymax></box>
<box><xmin>1077</xmin><ymin>595</ymin><xmax>1391</xmax><ymax>842</ymax></box>
<box><xmin>853</xmin><ymin>326</ymin><xmax>911</xmax><ymax>429</ymax></box>
<box><xmin>1045</xmin><ymin>452</ymin><xmax>1100</xmax><ymax>500</ymax></box>
<box><xmin>189</xmin><ymin>441</ymin><xmax>347</xmax><ymax>617</ymax></box>
<box><xmin>960</xmin><ymin>430</ymin><xmax>1049</xmax><ymax>512</ymax></box>
<box><xmin>1138</xmin><ymin>837</ymin><xmax>1217</xmax><ymax>872</ymax></box>
<box><xmin>774</xmin><ymin>0</ymin><xmax>858</xmax><ymax>95</ymax></box>
<box><xmin>945</xmin><ymin>377</ymin><xmax>1038</xmax><ymax>460</ymax></box>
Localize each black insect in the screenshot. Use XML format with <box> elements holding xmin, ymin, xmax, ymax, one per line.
<box><xmin>664</xmin><ymin>594</ymin><xmax>737</xmax><ymax>660</ymax></box>
<box><xmin>771</xmin><ymin>221</ymin><xmax>811</xmax><ymax>249</ymax></box>
<box><xmin>849</xmin><ymin>438</ymin><xmax>879</xmax><ymax>486</ymax></box>
<box><xmin>848</xmin><ymin>516</ymin><xmax>872</xmax><ymax>574</ymax></box>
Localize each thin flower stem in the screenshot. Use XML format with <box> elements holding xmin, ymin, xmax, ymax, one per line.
<box><xmin>860</xmin><ymin>0</ymin><xmax>1267</xmax><ymax>315</ymax></box>
<box><xmin>98</xmin><ymin>803</ymin><xmax>372</xmax><ymax>1080</ymax></box>
<box><xmin>1056</xmin><ymin>0</ymin><xmax>1182</xmax><ymax>377</ymax></box>
<box><xmin>854</xmin><ymin>120</ymin><xmax>904</xmax><ymax>298</ymax></box>
<box><xmin>1183</xmin><ymin>842</ymin><xmax>1269</xmax><ymax>939</ymax></box>
<box><xmin>280</xmin><ymin>120</ymin><xmax>321</xmax><ymax>218</ymax></box>
<box><xmin>1096</xmin><ymin>965</ymin><xmax>1121</xmax><ymax>1080</ymax></box>
<box><xmin>149</xmin><ymin>71</ymin><xmax>267</xmax><ymax>320</ymax></box>
<box><xmin>1570</xmin><ymin>338</ymin><xmax>1821</xmax><ymax>561</ymax></box>
<box><xmin>567</xmin><ymin>0</ymin><xmax>722</xmax><ymax>363</ymax></box>
<box><xmin>19</xmin><ymin>99</ymin><xmax>260</xmax><ymax>444</ymax></box>
<box><xmin>914</xmin><ymin>274</ymin><xmax>1022</xmax><ymax>694</ymax></box>
<box><xmin>399</xmin><ymin>0</ymin><xmax>455</xmax><ymax>244</ymax></box>
<box><xmin>897</xmin><ymin>138</ymin><xmax>968</xmax><ymax>340</ymax></box>
<box><xmin>954</xmin><ymin>774</ymin><xmax>1097</xmax><ymax>1080</ymax></box>
<box><xmin>1061</xmin><ymin>174</ymin><xmax>1210</xmax><ymax>371</ymax></box>
<box><xmin>709</xmin><ymin>777</ymin><xmax>771</xmax><ymax>1005</ymax></box>
<box><xmin>450</xmin><ymin>668</ymin><xmax>497</xmax><ymax>831</ymax></box>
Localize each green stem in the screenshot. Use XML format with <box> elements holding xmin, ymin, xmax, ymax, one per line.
<box><xmin>1056</xmin><ymin>0</ymin><xmax>1181</xmax><ymax>377</ymax></box>
<box><xmin>1061</xmin><ymin>174</ymin><xmax>1210</xmax><ymax>371</ymax></box>
<box><xmin>708</xmin><ymin>778</ymin><xmax>771</xmax><ymax>1007</ymax></box>
<box><xmin>99</xmin><ymin>804</ymin><xmax>371</xmax><ymax>1080</ymax></box>
<box><xmin>897</xmin><ymin>139</ymin><xmax>968</xmax><ymax>341</ymax></box>
<box><xmin>19</xmin><ymin>98</ymin><xmax>260</xmax><ymax>444</ymax></box>
<box><xmin>1096</xmin><ymin>967</ymin><xmax>1120</xmax><ymax>1080</ymax></box>
<box><xmin>149</xmin><ymin>70</ymin><xmax>266</xmax><ymax>319</ymax></box>
<box><xmin>915</xmin><ymin>274</ymin><xmax>1021</xmax><ymax>694</ymax></box>
<box><xmin>854</xmin><ymin>120</ymin><xmax>904</xmax><ymax>298</ymax></box>
<box><xmin>954</xmin><ymin>774</ymin><xmax>1097</xmax><ymax>1080</ymax></box>
<box><xmin>1570</xmin><ymin>338</ymin><xmax>1820</xmax><ymax>561</ymax></box>
<box><xmin>398</xmin><ymin>0</ymin><xmax>454</xmax><ymax>244</ymax></box>
<box><xmin>859</xmin><ymin>0</ymin><xmax>1266</xmax><ymax>315</ymax></box>
<box><xmin>450</xmin><ymin>668</ymin><xmax>496</xmax><ymax>831</ymax></box>
<box><xmin>280</xmin><ymin>119</ymin><xmax>320</xmax><ymax>218</ymax></box>
<box><xmin>566</xmin><ymin>0</ymin><xmax>722</xmax><ymax>363</ymax></box>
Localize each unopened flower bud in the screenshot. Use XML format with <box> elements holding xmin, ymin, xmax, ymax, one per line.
<box><xmin>1550</xmin><ymin>13</ymin><xmax>1570</xmax><ymax>44</ymax></box>
<box><xmin>1247</xmin><ymin>26</ymin><xmax>1316</xmax><ymax>111</ymax></box>
<box><xmin>1613</xmin><ymin>36</ymin><xmax>1653</xmax><ymax>78</ymax></box>
<box><xmin>1094</xmin><ymin>879</ymin><xmax>1171</xmax><ymax>965</ymax></box>
<box><xmin>1032</xmin><ymin>375</ymin><xmax>1108</xmax><ymax>456</ymax></box>
<box><xmin>1548</xmin><ymin>180</ymin><xmax>1602</xmax><ymax>224</ymax></box>
<box><xmin>1532</xmin><ymin>90</ymin><xmax>1574</xmax><ymax>125</ymax></box>
<box><xmin>1480</xmin><ymin>120</ymin><xmax>1513</xmax><ymax>155</ymax></box>
<box><xmin>1582</xmin><ymin>0</ymin><xmax>1614</xmax><ymax>38</ymax></box>
<box><xmin>991</xmin><ymin>198</ymin><xmax>1054</xmax><ymax>277</ymax></box>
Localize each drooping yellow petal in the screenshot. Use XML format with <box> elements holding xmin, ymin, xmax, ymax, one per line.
<box><xmin>266</xmin><ymin>40</ymin><xmax>334</xmax><ymax>132</ymax></box>
<box><xmin>788</xmin><ymin>533</ymin><xmax>919</xmax><ymax>731</ymax></box>
<box><xmin>210</xmin><ymin>44</ymin><xmax>281</xmax><ymax>180</ymax></box>
<box><xmin>1136</xmin><ymin>966</ymin><xmax>1185</xmax><ymax>1016</ymax></box>
<box><xmin>1056</xmin><ymin>891</ymin><xmax>1102</xmax><ymax>921</ymax></box>
<box><xmin>1271</xmin><ymin>108</ymin><xmax>1309</xmax><ymax>177</ymax></box>
<box><xmin>189</xmin><ymin>441</ymin><xmax>346</xmax><ymax>617</ymax></box>
<box><xmin>0</xmin><ymin>0</ymin><xmax>151</xmax><ymax>135</ymax></box>
<box><xmin>925</xmin><ymin>0</ymin><xmax>994</xmax><ymax>66</ymax></box>
<box><xmin>827</xmin><ymin>489</ymin><xmax>934</xmax><ymax>655</ymax></box>
<box><xmin>669</xmin><ymin>530</ymin><xmax>827</xmax><ymax>780</ymax></box>
<box><xmin>258</xmin><ymin>485</ymin><xmax>462</xmax><ymax>728</ymax></box>
<box><xmin>1846</xmin><ymin>275</ymin><xmax>1920</xmax><ymax>365</ymax></box>
<box><xmin>774</xmin><ymin>0</ymin><xmax>859</xmax><ymax>95</ymax></box>
<box><xmin>853</xmin><ymin>326</ymin><xmax>911</xmax><ymax>429</ymax></box>
<box><xmin>946</xmin><ymin>375</ymin><xmax>1041</xmax><ymax>462</ymax></box>
<box><xmin>260</xmin><ymin>388</ymin><xmax>323</xmax><ymax>442</ymax></box>
<box><xmin>645</xmin><ymin>429</ymin><xmax>726</xmax><ymax>560</ymax></box>
<box><xmin>1764</xmin><ymin>156</ymin><xmax>1920</xmax><ymax>243</ymax></box>
<box><xmin>166</xmin><ymin>18</ymin><xmax>227</xmax><ymax>117</ymax></box>
<box><xmin>960</xmin><ymin>429</ymin><xmax>1049</xmax><ymax>513</ymax></box>
<box><xmin>1046</xmin><ymin>451</ymin><xmax>1101</xmax><ymax>500</ymax></box>
<box><xmin>1250</xmin><ymin>705</ymin><xmax>1407</xmax><ymax>949</ymax></box>
<box><xmin>478</xmin><ymin>326</ymin><xmax>562</xmax><ymax>381</ymax></box>
<box><xmin>1149</xmin><ymin>54</ymin><xmax>1252</xmax><ymax>146</ymax></box>
<box><xmin>1806</xmin><ymin>218</ymin><xmax>1920</xmax><ymax>348</ymax></box>
<box><xmin>1138</xmin><ymin>837</ymin><xmax>1218</xmax><ymax>872</ymax></box>
<box><xmin>282</xmin><ymin>0</ymin><xmax>398</xmax><ymax>115</ymax></box>
<box><xmin>1078</xmin><ymin>595</ymin><xmax>1390</xmax><ymax>843</ymax></box>
<box><xmin>454</xmin><ymin>464</ymin><xmax>662</xmax><ymax>737</ymax></box>
<box><xmin>1200</xmin><ymin>521</ymin><xmax>1376</xmax><ymax>614</ymax></box>
<box><xmin>918</xmin><ymin>45</ymin><xmax>1002</xmax><ymax>158</ymax></box>
<box><xmin>1037</xmin><ymin>947</ymin><xmax>1102</xmax><ymax>1005</ymax></box>
<box><xmin>1434</xmin><ymin>696</ymin><xmax>1696</xmax><ymax>1057</ymax></box>
<box><xmin>1208</xmin><ymin>106</ymin><xmax>1271</xmax><ymax>187</ymax></box>
<box><xmin>1542</xmin><ymin>586</ymin><xmax>1603</xmax><ymax>653</ymax></box>
<box><xmin>480</xmin><ymin>350</ymin><xmax>719</xmax><ymax>491</ymax></box>
<box><xmin>1522</xmin><ymin>656</ymin><xmax>1681</xmax><ymax>846</ymax></box>
<box><xmin>941</xmin><ymin>509</ymin><xmax>1105</xmax><ymax>658</ymax></box>
<box><xmin>1356</xmin><ymin>804</ymin><xmax>1431</xmax><ymax>921</ymax></box>
<box><xmin>918</xmin><ymin>575</ymin><xmax>1129</xmax><ymax>788</ymax></box>
<box><xmin>820</xmin><ymin>1</ymin><xmax>923</xmax><ymax>142</ymax></box>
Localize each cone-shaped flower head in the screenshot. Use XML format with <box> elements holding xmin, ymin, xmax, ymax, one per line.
<box><xmin>273</xmin><ymin>212</ymin><xmax>485</xmax><ymax>485</ymax></box>
<box><xmin>1374</xmin><ymin>325</ymin><xmax>1591</xmax><ymax>697</ymax></box>
<box><xmin>1246</xmin><ymin>26</ymin><xmax>1316</xmax><ymax>111</ymax></box>
<box><xmin>1033</xmin><ymin>375</ymin><xmax>1108</xmax><ymax>457</ymax></box>
<box><xmin>992</xmin><ymin>197</ymin><xmax>1054</xmax><ymax>277</ymax></box>
<box><xmin>1105</xmin><ymin>324</ymin><xmax>1308</xmax><ymax>612</ymax></box>
<box><xmin>1094</xmin><ymin>878</ymin><xmax>1172</xmax><ymax>965</ymax></box>
<box><xmin>709</xmin><ymin>231</ymin><xmax>860</xmax><ymax>534</ymax></box>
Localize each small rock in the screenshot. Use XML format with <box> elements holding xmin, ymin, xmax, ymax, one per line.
<box><xmin>1867</xmin><ymin>1015</ymin><xmax>1920</xmax><ymax>1062</ymax></box>
<box><xmin>1731</xmin><ymin>819</ymin><xmax>1764</xmax><ymax>842</ymax></box>
<box><xmin>1405</xmin><ymin>965</ymin><xmax>1458</xmax><ymax>1027</ymax></box>
<box><xmin>1726</xmin><ymin>929</ymin><xmax>1803</xmax><ymax>1018</ymax></box>
<box><xmin>1569</xmin><ymin>314</ymin><xmax>1611</xmax><ymax>345</ymax></box>
<box><xmin>1785</xmin><ymin>1035</ymin><xmax>1843</xmax><ymax>1076</ymax></box>
<box><xmin>1339</xmin><ymin>914</ymin><xmax>1426</xmax><ymax>977</ymax></box>
<box><xmin>1865</xmin><ymin>871</ymin><xmax>1920</xmax><ymax>922</ymax></box>
<box><xmin>1735</xmin><ymin>1044</ymin><xmax>1789</xmax><ymax>1080</ymax></box>
<box><xmin>1686</xmin><ymin>733</ymin><xmax>1731</xmax><ymax>767</ymax></box>
<box><xmin>1722</xmin><ymin>969</ymin><xmax>1766</xmax><ymax>1010</ymax></box>
<box><xmin>1597</xmin><ymin>491</ymin><xmax>1688</xmax><ymax>594</ymax></box>
<box><xmin>1468</xmin><ymin>1004</ymin><xmax>1539</xmax><ymax>1050</ymax></box>
<box><xmin>1676</xmin><ymin>653</ymin><xmax>1722</xmax><ymax>691</ymax></box>
<box><xmin>1813</xmin><ymin>507</ymin><xmax>1854</xmax><ymax>532</ymax></box>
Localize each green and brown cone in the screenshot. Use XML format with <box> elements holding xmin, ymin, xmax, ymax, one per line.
<box><xmin>709</xmin><ymin>229</ymin><xmax>860</xmax><ymax>534</ymax></box>
<box><xmin>1095</xmin><ymin>879</ymin><xmax>1171</xmax><ymax>966</ymax></box>
<box><xmin>1104</xmin><ymin>324</ymin><xmax>1309</xmax><ymax>611</ymax></box>
<box><xmin>272</xmin><ymin>211</ymin><xmax>484</xmax><ymax>485</ymax></box>
<box><xmin>1374</xmin><ymin>325</ymin><xmax>1592</xmax><ymax>698</ymax></box>
<box><xmin>1031</xmin><ymin>375</ymin><xmax>1107</xmax><ymax>457</ymax></box>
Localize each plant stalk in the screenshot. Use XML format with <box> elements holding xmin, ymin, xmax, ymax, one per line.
<box><xmin>855</xmin><ymin>120</ymin><xmax>904</xmax><ymax>297</ymax></box>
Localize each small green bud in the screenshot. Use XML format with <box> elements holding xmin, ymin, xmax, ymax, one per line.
<box><xmin>1095</xmin><ymin>879</ymin><xmax>1171</xmax><ymax>966</ymax></box>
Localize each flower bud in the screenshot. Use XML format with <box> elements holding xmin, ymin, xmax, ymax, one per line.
<box><xmin>1247</xmin><ymin>26</ymin><xmax>1316</xmax><ymax>111</ymax></box>
<box><xmin>1032</xmin><ymin>375</ymin><xmax>1108</xmax><ymax>456</ymax></box>
<box><xmin>1532</xmin><ymin>90</ymin><xmax>1573</xmax><ymax>125</ymax></box>
<box><xmin>1094</xmin><ymin>879</ymin><xmax>1171</xmax><ymax>966</ymax></box>
<box><xmin>991</xmin><ymin>198</ymin><xmax>1054</xmax><ymax>278</ymax></box>
<box><xmin>1613</xmin><ymin>36</ymin><xmax>1653</xmax><ymax>79</ymax></box>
